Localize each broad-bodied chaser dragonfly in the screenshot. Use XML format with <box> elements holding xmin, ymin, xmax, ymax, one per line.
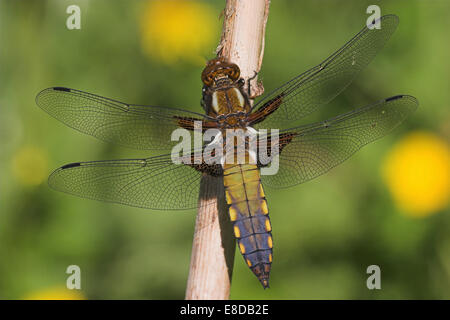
<box><xmin>36</xmin><ymin>15</ymin><xmax>417</xmax><ymax>288</ymax></box>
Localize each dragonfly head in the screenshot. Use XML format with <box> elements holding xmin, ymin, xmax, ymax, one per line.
<box><xmin>201</xmin><ymin>57</ymin><xmax>241</xmax><ymax>87</ymax></box>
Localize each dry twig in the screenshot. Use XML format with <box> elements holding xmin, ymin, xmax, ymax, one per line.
<box><xmin>185</xmin><ymin>0</ymin><xmax>270</xmax><ymax>300</ymax></box>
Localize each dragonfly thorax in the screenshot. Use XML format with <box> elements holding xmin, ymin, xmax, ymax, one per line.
<box><xmin>201</xmin><ymin>58</ymin><xmax>251</xmax><ymax>117</ymax></box>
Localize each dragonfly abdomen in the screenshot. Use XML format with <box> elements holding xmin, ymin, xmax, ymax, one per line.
<box><xmin>223</xmin><ymin>163</ymin><xmax>273</xmax><ymax>289</ymax></box>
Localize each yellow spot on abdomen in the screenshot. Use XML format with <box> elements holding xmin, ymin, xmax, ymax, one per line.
<box><xmin>229</xmin><ymin>206</ymin><xmax>237</xmax><ymax>221</ymax></box>
<box><xmin>234</xmin><ymin>225</ymin><xmax>241</xmax><ymax>238</ymax></box>
<box><xmin>246</xmin><ymin>259</ymin><xmax>252</xmax><ymax>267</ymax></box>
<box><xmin>261</xmin><ymin>200</ymin><xmax>268</xmax><ymax>215</ymax></box>
<box><xmin>239</xmin><ymin>242</ymin><xmax>246</xmax><ymax>254</ymax></box>
<box><xmin>225</xmin><ymin>190</ymin><xmax>233</xmax><ymax>204</ymax></box>
<box><xmin>265</xmin><ymin>218</ymin><xmax>271</xmax><ymax>232</ymax></box>
<box><xmin>269</xmin><ymin>253</ymin><xmax>272</xmax><ymax>263</ymax></box>
<box><xmin>267</xmin><ymin>236</ymin><xmax>273</xmax><ymax>248</ymax></box>
<box><xmin>259</xmin><ymin>184</ymin><xmax>265</xmax><ymax>198</ymax></box>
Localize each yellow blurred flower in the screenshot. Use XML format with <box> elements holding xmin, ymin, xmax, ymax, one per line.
<box><xmin>24</xmin><ymin>287</ymin><xmax>85</xmax><ymax>300</ymax></box>
<box><xmin>11</xmin><ymin>145</ymin><xmax>48</xmax><ymax>186</ymax></box>
<box><xmin>140</xmin><ymin>0</ymin><xmax>218</xmax><ymax>64</ymax></box>
<box><xmin>382</xmin><ymin>131</ymin><xmax>450</xmax><ymax>217</ymax></box>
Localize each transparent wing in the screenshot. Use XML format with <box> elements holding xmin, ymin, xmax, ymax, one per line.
<box><xmin>36</xmin><ymin>87</ymin><xmax>214</xmax><ymax>151</ymax></box>
<box><xmin>253</xmin><ymin>14</ymin><xmax>399</xmax><ymax>130</ymax></box>
<box><xmin>260</xmin><ymin>95</ymin><xmax>418</xmax><ymax>188</ymax></box>
<box><xmin>48</xmin><ymin>154</ymin><xmax>205</xmax><ymax>210</ymax></box>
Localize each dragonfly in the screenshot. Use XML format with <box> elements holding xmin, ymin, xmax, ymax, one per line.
<box><xmin>36</xmin><ymin>15</ymin><xmax>417</xmax><ymax>289</ymax></box>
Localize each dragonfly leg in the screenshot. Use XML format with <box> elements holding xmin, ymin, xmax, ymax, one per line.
<box><xmin>246</xmin><ymin>71</ymin><xmax>265</xmax><ymax>99</ymax></box>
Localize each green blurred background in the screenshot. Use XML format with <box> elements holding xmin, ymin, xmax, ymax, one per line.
<box><xmin>1</xmin><ymin>0</ymin><xmax>449</xmax><ymax>299</ymax></box>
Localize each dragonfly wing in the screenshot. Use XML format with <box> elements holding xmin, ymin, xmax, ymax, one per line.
<box><xmin>48</xmin><ymin>154</ymin><xmax>211</xmax><ymax>210</ymax></box>
<box><xmin>253</xmin><ymin>14</ymin><xmax>399</xmax><ymax>129</ymax></box>
<box><xmin>36</xmin><ymin>87</ymin><xmax>214</xmax><ymax>151</ymax></box>
<box><xmin>260</xmin><ymin>95</ymin><xmax>418</xmax><ymax>188</ymax></box>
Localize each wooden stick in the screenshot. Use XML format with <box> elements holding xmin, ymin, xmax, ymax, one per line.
<box><xmin>217</xmin><ymin>0</ymin><xmax>270</xmax><ymax>99</ymax></box>
<box><xmin>185</xmin><ymin>175</ymin><xmax>234</xmax><ymax>300</ymax></box>
<box><xmin>185</xmin><ymin>0</ymin><xmax>270</xmax><ymax>300</ymax></box>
